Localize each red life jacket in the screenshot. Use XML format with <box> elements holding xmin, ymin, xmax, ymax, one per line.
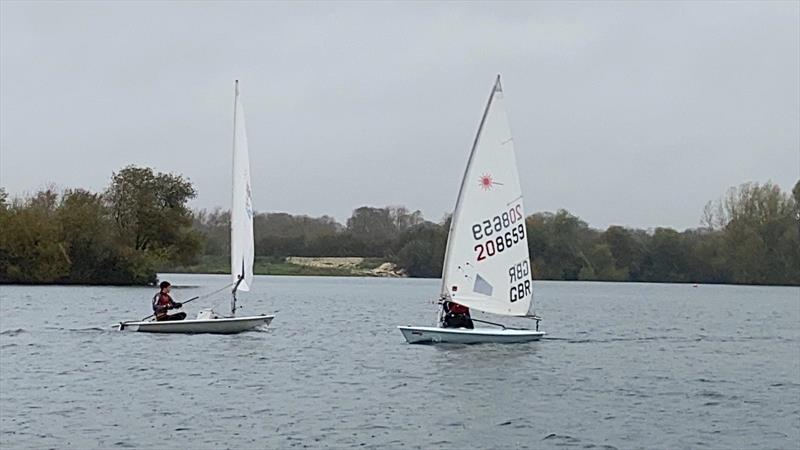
<box><xmin>152</xmin><ymin>292</ymin><xmax>173</xmax><ymax>315</ymax></box>
<box><xmin>448</xmin><ymin>302</ymin><xmax>469</xmax><ymax>315</ymax></box>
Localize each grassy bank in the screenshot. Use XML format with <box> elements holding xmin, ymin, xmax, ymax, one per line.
<box><xmin>164</xmin><ymin>255</ymin><xmax>402</xmax><ymax>277</ymax></box>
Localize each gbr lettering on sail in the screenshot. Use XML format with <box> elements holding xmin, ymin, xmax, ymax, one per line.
<box><xmin>469</xmin><ymin>200</ymin><xmax>531</xmax><ymax>303</ymax></box>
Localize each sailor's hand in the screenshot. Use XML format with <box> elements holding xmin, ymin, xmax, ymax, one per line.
<box><xmin>174</xmin><ymin>302</ymin><xmax>183</xmax><ymax>308</ymax></box>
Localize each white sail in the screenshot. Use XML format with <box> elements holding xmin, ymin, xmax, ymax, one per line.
<box><xmin>230</xmin><ymin>80</ymin><xmax>254</xmax><ymax>291</ymax></box>
<box><xmin>441</xmin><ymin>76</ymin><xmax>534</xmax><ymax>317</ymax></box>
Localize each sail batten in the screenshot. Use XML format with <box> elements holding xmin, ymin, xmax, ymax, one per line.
<box><xmin>230</xmin><ymin>80</ymin><xmax>254</xmax><ymax>292</ymax></box>
<box><xmin>440</xmin><ymin>76</ymin><xmax>534</xmax><ymax>317</ymax></box>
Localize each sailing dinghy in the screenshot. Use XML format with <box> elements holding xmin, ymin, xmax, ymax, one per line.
<box><xmin>118</xmin><ymin>81</ymin><xmax>274</xmax><ymax>334</ymax></box>
<box><xmin>398</xmin><ymin>76</ymin><xmax>544</xmax><ymax>344</ymax></box>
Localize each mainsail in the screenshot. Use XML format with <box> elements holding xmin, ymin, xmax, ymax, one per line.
<box><xmin>230</xmin><ymin>80</ymin><xmax>254</xmax><ymax>291</ymax></box>
<box><xmin>440</xmin><ymin>76</ymin><xmax>534</xmax><ymax>317</ymax></box>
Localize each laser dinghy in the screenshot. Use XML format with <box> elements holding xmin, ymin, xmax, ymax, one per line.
<box><xmin>117</xmin><ymin>81</ymin><xmax>274</xmax><ymax>334</ymax></box>
<box><xmin>398</xmin><ymin>76</ymin><xmax>544</xmax><ymax>344</ymax></box>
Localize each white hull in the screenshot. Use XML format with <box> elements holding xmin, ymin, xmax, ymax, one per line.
<box><xmin>118</xmin><ymin>315</ymin><xmax>273</xmax><ymax>334</ymax></box>
<box><xmin>398</xmin><ymin>325</ymin><xmax>544</xmax><ymax>344</ymax></box>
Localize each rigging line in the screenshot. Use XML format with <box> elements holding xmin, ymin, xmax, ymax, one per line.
<box><xmin>469</xmin><ymin>317</ymin><xmax>530</xmax><ymax>331</ymax></box>
<box><xmin>207</xmin><ymin>277</ymin><xmax>247</xmax><ymax>311</ymax></box>
<box><xmin>469</xmin><ymin>317</ymin><xmax>507</xmax><ymax>329</ymax></box>
<box><xmin>197</xmin><ymin>281</ymin><xmax>237</xmax><ymax>300</ymax></box>
<box><xmin>210</xmin><ymin>292</ymin><xmax>234</xmax><ymax>311</ymax></box>
<box><xmin>187</xmin><ymin>280</ymin><xmax>239</xmax><ymax>311</ymax></box>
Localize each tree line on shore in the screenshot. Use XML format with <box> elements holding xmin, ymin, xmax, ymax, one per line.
<box><xmin>194</xmin><ymin>179</ymin><xmax>799</xmax><ymax>285</ymax></box>
<box><xmin>1</xmin><ymin>165</ymin><xmax>798</xmax><ymax>286</ymax></box>
<box><xmin>0</xmin><ymin>167</ymin><xmax>200</xmax><ymax>284</ymax></box>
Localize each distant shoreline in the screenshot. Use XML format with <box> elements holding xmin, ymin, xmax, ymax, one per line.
<box><xmin>3</xmin><ymin>267</ymin><xmax>799</xmax><ymax>289</ymax></box>
<box><xmin>162</xmin><ymin>256</ymin><xmax>407</xmax><ymax>279</ymax></box>
<box><xmin>4</xmin><ymin>256</ymin><xmax>799</xmax><ymax>287</ymax></box>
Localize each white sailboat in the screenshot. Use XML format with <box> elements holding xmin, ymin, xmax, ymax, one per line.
<box><xmin>398</xmin><ymin>76</ymin><xmax>545</xmax><ymax>344</ymax></box>
<box><xmin>118</xmin><ymin>81</ymin><xmax>274</xmax><ymax>334</ymax></box>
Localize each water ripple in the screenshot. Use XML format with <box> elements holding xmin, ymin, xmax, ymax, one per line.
<box><xmin>0</xmin><ymin>277</ymin><xmax>797</xmax><ymax>449</ymax></box>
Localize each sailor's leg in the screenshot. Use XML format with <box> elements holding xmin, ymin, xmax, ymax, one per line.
<box><xmin>164</xmin><ymin>312</ymin><xmax>187</xmax><ymax>321</ymax></box>
<box><xmin>441</xmin><ymin>314</ymin><xmax>455</xmax><ymax>328</ymax></box>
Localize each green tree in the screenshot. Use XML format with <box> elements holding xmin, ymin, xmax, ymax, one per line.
<box><xmin>582</xmin><ymin>243</ymin><xmax>628</xmax><ymax>281</ymax></box>
<box><xmin>346</xmin><ymin>207</ymin><xmax>397</xmax><ymax>247</ymax></box>
<box><xmin>703</xmin><ymin>181</ymin><xmax>799</xmax><ymax>284</ymax></box>
<box><xmin>254</xmin><ymin>212</ymin><xmax>340</xmax><ymax>257</ymax></box>
<box><xmin>54</xmin><ymin>189</ymin><xmax>154</xmax><ymax>284</ymax></box>
<box><xmin>194</xmin><ymin>208</ymin><xmax>231</xmax><ymax>256</ymax></box>
<box><xmin>175</xmin><ymin>179</ymin><xmax>799</xmax><ymax>286</ymax></box>
<box><xmin>0</xmin><ymin>189</ymin><xmax>70</xmax><ymax>283</ymax></box>
<box><xmin>600</xmin><ymin>226</ymin><xmax>644</xmax><ymax>280</ymax></box>
<box><xmin>394</xmin><ymin>221</ymin><xmax>447</xmax><ymax>277</ymax></box>
<box><xmin>0</xmin><ymin>188</ymin><xmax>9</xmax><ymax>275</ymax></box>
<box><xmin>105</xmin><ymin>166</ymin><xmax>201</xmax><ymax>267</ymax></box>
<box><xmin>58</xmin><ymin>189</ymin><xmax>111</xmax><ymax>282</ymax></box>
<box><xmin>526</xmin><ymin>210</ymin><xmax>595</xmax><ymax>280</ymax></box>
<box><xmin>0</xmin><ymin>188</ymin><xmax>8</xmax><ymax>211</ymax></box>
<box><xmin>640</xmin><ymin>228</ymin><xmax>691</xmax><ymax>282</ymax></box>
<box><xmin>793</xmin><ymin>180</ymin><xmax>800</xmax><ymax>219</ymax></box>
<box><xmin>683</xmin><ymin>229</ymin><xmax>729</xmax><ymax>283</ymax></box>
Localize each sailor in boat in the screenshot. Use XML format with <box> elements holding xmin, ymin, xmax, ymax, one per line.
<box><xmin>441</xmin><ymin>300</ymin><xmax>474</xmax><ymax>329</ymax></box>
<box><xmin>152</xmin><ymin>281</ymin><xmax>186</xmax><ymax>321</ymax></box>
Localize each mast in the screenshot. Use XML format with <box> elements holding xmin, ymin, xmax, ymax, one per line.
<box><xmin>440</xmin><ymin>75</ymin><xmax>502</xmax><ymax>298</ymax></box>
<box><xmin>231</xmin><ymin>79</ymin><xmax>240</xmax><ymax>316</ymax></box>
<box><xmin>232</xmin><ymin>269</ymin><xmax>244</xmax><ymax>316</ymax></box>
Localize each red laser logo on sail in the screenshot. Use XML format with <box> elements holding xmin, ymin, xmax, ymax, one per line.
<box><xmin>479</xmin><ymin>174</ymin><xmax>502</xmax><ymax>191</ymax></box>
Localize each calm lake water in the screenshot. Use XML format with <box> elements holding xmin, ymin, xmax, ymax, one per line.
<box><xmin>1</xmin><ymin>275</ymin><xmax>798</xmax><ymax>449</ymax></box>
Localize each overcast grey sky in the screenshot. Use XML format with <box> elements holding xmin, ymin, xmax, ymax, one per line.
<box><xmin>1</xmin><ymin>1</ymin><xmax>798</xmax><ymax>230</ymax></box>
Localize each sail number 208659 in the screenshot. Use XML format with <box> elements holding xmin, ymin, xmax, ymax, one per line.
<box><xmin>472</xmin><ymin>205</ymin><xmax>525</xmax><ymax>261</ymax></box>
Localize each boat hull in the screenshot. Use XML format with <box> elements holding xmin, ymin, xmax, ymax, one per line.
<box><xmin>119</xmin><ymin>315</ymin><xmax>274</xmax><ymax>334</ymax></box>
<box><xmin>397</xmin><ymin>325</ymin><xmax>544</xmax><ymax>344</ymax></box>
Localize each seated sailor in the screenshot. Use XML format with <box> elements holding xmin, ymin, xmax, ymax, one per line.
<box><xmin>441</xmin><ymin>300</ymin><xmax>474</xmax><ymax>329</ymax></box>
<box><xmin>152</xmin><ymin>281</ymin><xmax>186</xmax><ymax>321</ymax></box>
